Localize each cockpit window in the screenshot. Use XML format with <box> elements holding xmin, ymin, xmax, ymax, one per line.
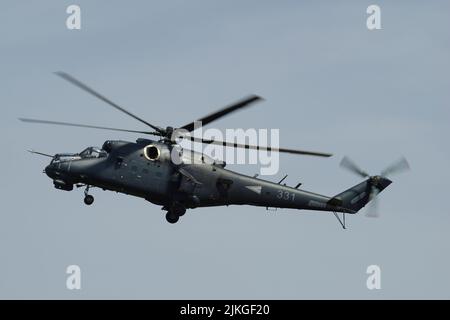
<box><xmin>91</xmin><ymin>150</ymin><xmax>100</xmax><ymax>158</ymax></box>
<box><xmin>51</xmin><ymin>153</ymin><xmax>80</xmax><ymax>164</ymax></box>
<box><xmin>79</xmin><ymin>148</ymin><xmax>90</xmax><ymax>158</ymax></box>
<box><xmin>51</xmin><ymin>147</ymin><xmax>108</xmax><ymax>164</ymax></box>
<box><xmin>79</xmin><ymin>147</ymin><xmax>107</xmax><ymax>159</ymax></box>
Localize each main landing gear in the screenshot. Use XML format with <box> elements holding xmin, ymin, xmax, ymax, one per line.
<box><xmin>83</xmin><ymin>185</ymin><xmax>94</xmax><ymax>205</ymax></box>
<box><xmin>164</xmin><ymin>202</ymin><xmax>186</xmax><ymax>224</ymax></box>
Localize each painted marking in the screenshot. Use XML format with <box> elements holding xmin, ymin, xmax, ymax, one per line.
<box><xmin>308</xmin><ymin>200</ymin><xmax>327</xmax><ymax>208</ymax></box>
<box><xmin>351</xmin><ymin>192</ymin><xmax>367</xmax><ymax>204</ymax></box>
<box><xmin>246</xmin><ymin>186</ymin><xmax>262</xmax><ymax>194</ymax></box>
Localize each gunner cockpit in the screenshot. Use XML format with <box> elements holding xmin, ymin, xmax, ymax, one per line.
<box><xmin>51</xmin><ymin>147</ymin><xmax>108</xmax><ymax>164</ymax></box>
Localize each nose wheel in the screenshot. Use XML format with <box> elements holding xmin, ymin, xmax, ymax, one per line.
<box><xmin>83</xmin><ymin>186</ymin><xmax>94</xmax><ymax>205</ymax></box>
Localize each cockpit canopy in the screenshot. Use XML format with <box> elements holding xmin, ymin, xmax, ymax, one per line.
<box><xmin>52</xmin><ymin>153</ymin><xmax>80</xmax><ymax>163</ymax></box>
<box><xmin>51</xmin><ymin>147</ymin><xmax>107</xmax><ymax>164</ymax></box>
<box><xmin>79</xmin><ymin>147</ymin><xmax>108</xmax><ymax>159</ymax></box>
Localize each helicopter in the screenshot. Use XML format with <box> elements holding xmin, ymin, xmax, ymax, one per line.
<box><xmin>20</xmin><ymin>72</ymin><xmax>409</xmax><ymax>226</ymax></box>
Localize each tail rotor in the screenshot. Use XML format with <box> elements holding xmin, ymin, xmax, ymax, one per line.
<box><xmin>340</xmin><ymin>156</ymin><xmax>410</xmax><ymax>218</ymax></box>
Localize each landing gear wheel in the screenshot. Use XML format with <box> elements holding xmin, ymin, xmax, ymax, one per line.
<box><xmin>165</xmin><ymin>211</ymin><xmax>179</xmax><ymax>224</ymax></box>
<box><xmin>84</xmin><ymin>195</ymin><xmax>94</xmax><ymax>205</ymax></box>
<box><xmin>177</xmin><ymin>209</ymin><xmax>186</xmax><ymax>217</ymax></box>
<box><xmin>173</xmin><ymin>206</ymin><xmax>186</xmax><ymax>217</ymax></box>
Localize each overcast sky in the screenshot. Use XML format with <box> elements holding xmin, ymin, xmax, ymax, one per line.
<box><xmin>0</xmin><ymin>0</ymin><xmax>449</xmax><ymax>299</ymax></box>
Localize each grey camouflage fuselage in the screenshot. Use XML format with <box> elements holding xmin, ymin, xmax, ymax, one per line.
<box><xmin>44</xmin><ymin>138</ymin><xmax>391</xmax><ymax>223</ymax></box>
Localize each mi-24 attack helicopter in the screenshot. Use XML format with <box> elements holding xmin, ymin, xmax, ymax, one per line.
<box><xmin>20</xmin><ymin>72</ymin><xmax>409</xmax><ymax>226</ymax></box>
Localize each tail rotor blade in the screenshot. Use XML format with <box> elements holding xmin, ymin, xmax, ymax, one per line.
<box><xmin>340</xmin><ymin>156</ymin><xmax>370</xmax><ymax>178</ymax></box>
<box><xmin>366</xmin><ymin>198</ymin><xmax>379</xmax><ymax>218</ymax></box>
<box><xmin>366</xmin><ymin>185</ymin><xmax>380</xmax><ymax>218</ymax></box>
<box><xmin>381</xmin><ymin>156</ymin><xmax>410</xmax><ymax>177</ymax></box>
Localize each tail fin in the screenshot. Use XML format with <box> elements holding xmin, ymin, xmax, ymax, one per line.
<box><xmin>329</xmin><ymin>176</ymin><xmax>392</xmax><ymax>213</ymax></box>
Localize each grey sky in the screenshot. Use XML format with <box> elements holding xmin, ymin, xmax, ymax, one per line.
<box><xmin>0</xmin><ymin>0</ymin><xmax>449</xmax><ymax>299</ymax></box>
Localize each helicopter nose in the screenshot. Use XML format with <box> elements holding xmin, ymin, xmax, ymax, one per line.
<box><xmin>44</xmin><ymin>163</ymin><xmax>58</xmax><ymax>179</ymax></box>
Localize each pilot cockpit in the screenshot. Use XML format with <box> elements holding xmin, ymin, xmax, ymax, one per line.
<box><xmin>50</xmin><ymin>147</ymin><xmax>107</xmax><ymax>164</ymax></box>
<box><xmin>79</xmin><ymin>147</ymin><xmax>108</xmax><ymax>159</ymax></box>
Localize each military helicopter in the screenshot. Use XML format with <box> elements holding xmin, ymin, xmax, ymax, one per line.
<box><xmin>20</xmin><ymin>72</ymin><xmax>409</xmax><ymax>226</ymax></box>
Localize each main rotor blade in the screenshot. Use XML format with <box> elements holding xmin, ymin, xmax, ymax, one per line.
<box><xmin>27</xmin><ymin>150</ymin><xmax>53</xmax><ymax>158</ymax></box>
<box><xmin>19</xmin><ymin>118</ymin><xmax>160</xmax><ymax>136</ymax></box>
<box><xmin>380</xmin><ymin>156</ymin><xmax>410</xmax><ymax>177</ymax></box>
<box><xmin>54</xmin><ymin>72</ymin><xmax>163</xmax><ymax>133</ymax></box>
<box><xmin>340</xmin><ymin>156</ymin><xmax>369</xmax><ymax>178</ymax></box>
<box><xmin>180</xmin><ymin>95</ymin><xmax>264</xmax><ymax>132</ymax></box>
<box><xmin>185</xmin><ymin>136</ymin><xmax>332</xmax><ymax>157</ymax></box>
